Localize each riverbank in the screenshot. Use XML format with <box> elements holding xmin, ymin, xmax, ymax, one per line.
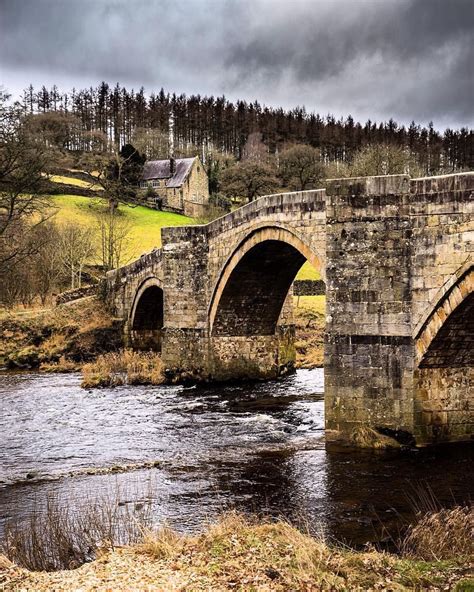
<box><xmin>0</xmin><ymin>297</ymin><xmax>122</xmax><ymax>371</ymax></box>
<box><xmin>1</xmin><ymin>512</ymin><xmax>471</xmax><ymax>591</ymax></box>
<box><xmin>0</xmin><ymin>294</ymin><xmax>326</xmax><ymax>374</ymax></box>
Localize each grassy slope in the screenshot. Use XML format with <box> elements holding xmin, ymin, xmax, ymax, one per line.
<box><xmin>49</xmin><ymin>193</ymin><xmax>321</xmax><ymax>278</ymax></box>
<box><xmin>50</xmin><ymin>195</ymin><xmax>194</xmax><ymax>261</ymax></box>
<box><xmin>296</xmin><ymin>261</ymin><xmax>321</xmax><ymax>280</ymax></box>
<box><xmin>50</xmin><ymin>195</ymin><xmax>321</xmax><ymax>280</ymax></box>
<box><xmin>294</xmin><ymin>295</ymin><xmax>325</xmax><ymax>368</ymax></box>
<box><xmin>0</xmin><ymin>297</ymin><xmax>122</xmax><ymax>370</ymax></box>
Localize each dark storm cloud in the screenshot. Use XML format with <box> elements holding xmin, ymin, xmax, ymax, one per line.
<box><xmin>0</xmin><ymin>0</ymin><xmax>472</xmax><ymax>127</ymax></box>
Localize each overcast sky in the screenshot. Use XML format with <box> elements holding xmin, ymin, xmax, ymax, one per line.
<box><xmin>1</xmin><ymin>0</ymin><xmax>473</xmax><ymax>129</ymax></box>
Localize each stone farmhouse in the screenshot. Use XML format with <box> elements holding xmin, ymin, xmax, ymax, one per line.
<box><xmin>139</xmin><ymin>156</ymin><xmax>209</xmax><ymax>217</ymax></box>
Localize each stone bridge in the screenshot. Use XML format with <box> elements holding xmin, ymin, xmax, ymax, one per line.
<box><xmin>106</xmin><ymin>172</ymin><xmax>473</xmax><ymax>446</ymax></box>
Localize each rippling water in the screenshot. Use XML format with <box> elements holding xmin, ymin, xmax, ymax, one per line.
<box><xmin>0</xmin><ymin>370</ymin><xmax>472</xmax><ymax>547</ymax></box>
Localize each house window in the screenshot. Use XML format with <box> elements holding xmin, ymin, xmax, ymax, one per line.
<box><xmin>152</xmin><ymin>180</ymin><xmax>160</xmax><ymax>188</ymax></box>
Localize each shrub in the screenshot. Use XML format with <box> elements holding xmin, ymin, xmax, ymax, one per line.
<box><xmin>81</xmin><ymin>349</ymin><xmax>165</xmax><ymax>388</ymax></box>
<box><xmin>2</xmin><ymin>488</ymin><xmax>152</xmax><ymax>571</ymax></box>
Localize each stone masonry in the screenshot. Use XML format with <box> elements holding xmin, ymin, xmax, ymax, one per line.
<box><xmin>106</xmin><ymin>173</ymin><xmax>473</xmax><ymax>446</ymax></box>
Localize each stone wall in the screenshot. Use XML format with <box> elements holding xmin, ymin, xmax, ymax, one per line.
<box><xmin>183</xmin><ymin>159</ymin><xmax>210</xmax><ymax>218</ymax></box>
<box><xmin>293</xmin><ymin>279</ymin><xmax>326</xmax><ymax>296</ymax></box>
<box><xmin>324</xmin><ymin>173</ymin><xmax>473</xmax><ymax>443</ymax></box>
<box><xmin>105</xmin><ymin>249</ymin><xmax>163</xmax><ymax>347</ymax></box>
<box><xmin>324</xmin><ymin>175</ymin><xmax>415</xmax><ymax>438</ymax></box>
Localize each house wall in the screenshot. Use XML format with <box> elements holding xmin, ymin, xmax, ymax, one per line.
<box><xmin>182</xmin><ymin>159</ymin><xmax>210</xmax><ymax>218</ymax></box>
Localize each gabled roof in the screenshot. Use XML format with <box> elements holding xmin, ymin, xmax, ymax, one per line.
<box><xmin>141</xmin><ymin>157</ymin><xmax>196</xmax><ymax>188</ymax></box>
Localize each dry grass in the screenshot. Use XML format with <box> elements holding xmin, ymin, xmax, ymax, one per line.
<box><xmin>350</xmin><ymin>426</ymin><xmax>401</xmax><ymax>449</ymax></box>
<box><xmin>81</xmin><ymin>349</ymin><xmax>165</xmax><ymax>388</ymax></box>
<box><xmin>402</xmin><ymin>505</ymin><xmax>473</xmax><ymax>561</ymax></box>
<box><xmin>294</xmin><ymin>295</ymin><xmax>325</xmax><ymax>369</ymax></box>
<box><xmin>40</xmin><ymin>354</ymin><xmax>80</xmax><ymax>372</ymax></box>
<box><xmin>2</xmin><ymin>511</ymin><xmax>471</xmax><ymax>591</ymax></box>
<box><xmin>1</xmin><ymin>488</ymin><xmax>153</xmax><ymax>572</ymax></box>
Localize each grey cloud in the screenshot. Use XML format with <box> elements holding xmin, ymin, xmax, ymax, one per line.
<box><xmin>0</xmin><ymin>0</ymin><xmax>472</xmax><ymax>127</ymax></box>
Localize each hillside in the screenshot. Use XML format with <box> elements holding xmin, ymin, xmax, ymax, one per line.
<box><xmin>49</xmin><ymin>194</ymin><xmax>194</xmax><ymax>262</ymax></box>
<box><xmin>47</xmin><ymin>188</ymin><xmax>320</xmax><ymax>279</ymax></box>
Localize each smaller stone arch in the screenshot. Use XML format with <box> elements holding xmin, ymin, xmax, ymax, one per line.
<box><xmin>129</xmin><ymin>277</ymin><xmax>164</xmax><ymax>351</ymax></box>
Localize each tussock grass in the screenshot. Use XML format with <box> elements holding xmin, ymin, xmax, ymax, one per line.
<box><xmin>81</xmin><ymin>349</ymin><xmax>165</xmax><ymax>388</ymax></box>
<box><xmin>0</xmin><ymin>297</ymin><xmax>121</xmax><ymax>370</ymax></box>
<box><xmin>402</xmin><ymin>505</ymin><xmax>473</xmax><ymax>560</ymax></box>
<box><xmin>1</xmin><ymin>488</ymin><xmax>152</xmax><ymax>572</ymax></box>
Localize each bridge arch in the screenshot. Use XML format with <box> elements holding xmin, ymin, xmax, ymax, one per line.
<box><xmin>414</xmin><ymin>266</ymin><xmax>473</xmax><ymax>441</ymax></box>
<box><xmin>129</xmin><ymin>277</ymin><xmax>164</xmax><ymax>350</ymax></box>
<box><xmin>415</xmin><ymin>265</ymin><xmax>473</xmax><ymax>365</ymax></box>
<box><xmin>209</xmin><ymin>225</ymin><xmax>323</xmax><ymax>336</ymax></box>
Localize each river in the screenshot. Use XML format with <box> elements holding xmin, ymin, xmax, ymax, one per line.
<box><xmin>0</xmin><ymin>369</ymin><xmax>472</xmax><ymax>549</ymax></box>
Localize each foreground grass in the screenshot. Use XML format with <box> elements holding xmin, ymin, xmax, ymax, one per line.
<box><xmin>294</xmin><ymin>295</ymin><xmax>325</xmax><ymax>368</ymax></box>
<box><xmin>1</xmin><ymin>512</ymin><xmax>471</xmax><ymax>591</ymax></box>
<box><xmin>82</xmin><ymin>349</ymin><xmax>165</xmax><ymax>387</ymax></box>
<box><xmin>50</xmin><ymin>195</ymin><xmax>195</xmax><ymax>260</ymax></box>
<box><xmin>0</xmin><ymin>297</ymin><xmax>121</xmax><ymax>370</ymax></box>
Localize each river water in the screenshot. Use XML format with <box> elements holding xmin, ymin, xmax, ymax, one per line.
<box><xmin>0</xmin><ymin>370</ymin><xmax>472</xmax><ymax>548</ymax></box>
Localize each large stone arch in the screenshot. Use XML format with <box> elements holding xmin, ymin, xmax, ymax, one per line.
<box><xmin>128</xmin><ymin>277</ymin><xmax>164</xmax><ymax>351</ymax></box>
<box><xmin>208</xmin><ymin>225</ymin><xmax>323</xmax><ymax>336</ymax></box>
<box><xmin>414</xmin><ymin>265</ymin><xmax>473</xmax><ymax>442</ymax></box>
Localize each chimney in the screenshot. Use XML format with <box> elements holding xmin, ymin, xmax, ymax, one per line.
<box><xmin>169</xmin><ymin>109</ymin><xmax>175</xmax><ymax>175</ymax></box>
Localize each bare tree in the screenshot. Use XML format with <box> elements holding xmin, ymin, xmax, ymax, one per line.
<box><xmin>0</xmin><ymin>91</ymin><xmax>54</xmax><ymax>273</ymax></box>
<box><xmin>349</xmin><ymin>143</ymin><xmax>423</xmax><ymax>177</ymax></box>
<box><xmin>279</xmin><ymin>145</ymin><xmax>325</xmax><ymax>191</ymax></box>
<box><xmin>58</xmin><ymin>223</ymin><xmax>96</xmax><ymax>289</ymax></box>
<box><xmin>33</xmin><ymin>222</ymin><xmax>62</xmax><ymax>304</ymax></box>
<box><xmin>95</xmin><ymin>209</ymin><xmax>131</xmax><ymax>271</ymax></box>
<box><xmin>132</xmin><ymin>127</ymin><xmax>170</xmax><ymax>160</ymax></box>
<box><xmin>79</xmin><ymin>141</ymin><xmax>144</xmax><ymax>212</ymax></box>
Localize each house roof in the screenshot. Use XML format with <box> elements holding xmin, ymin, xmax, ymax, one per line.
<box><xmin>141</xmin><ymin>157</ymin><xmax>196</xmax><ymax>188</ymax></box>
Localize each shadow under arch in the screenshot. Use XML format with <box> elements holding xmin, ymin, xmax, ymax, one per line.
<box><xmin>129</xmin><ymin>277</ymin><xmax>164</xmax><ymax>351</ymax></box>
<box><xmin>208</xmin><ymin>225</ymin><xmax>323</xmax><ymax>337</ymax></box>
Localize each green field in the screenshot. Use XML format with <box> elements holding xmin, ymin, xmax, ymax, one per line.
<box><xmin>49</xmin><ymin>195</ymin><xmax>323</xmax><ymax>278</ymax></box>
<box><xmin>50</xmin><ymin>195</ymin><xmax>194</xmax><ymax>261</ymax></box>
<box><xmin>296</xmin><ymin>261</ymin><xmax>321</xmax><ymax>280</ymax></box>
<box><xmin>294</xmin><ymin>294</ymin><xmax>325</xmax><ymax>315</ymax></box>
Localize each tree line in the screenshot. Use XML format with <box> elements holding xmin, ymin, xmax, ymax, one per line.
<box><xmin>17</xmin><ymin>83</ymin><xmax>473</xmax><ymax>174</ymax></box>
<box><xmin>1</xmin><ymin>83</ymin><xmax>473</xmax><ymax>308</ymax></box>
